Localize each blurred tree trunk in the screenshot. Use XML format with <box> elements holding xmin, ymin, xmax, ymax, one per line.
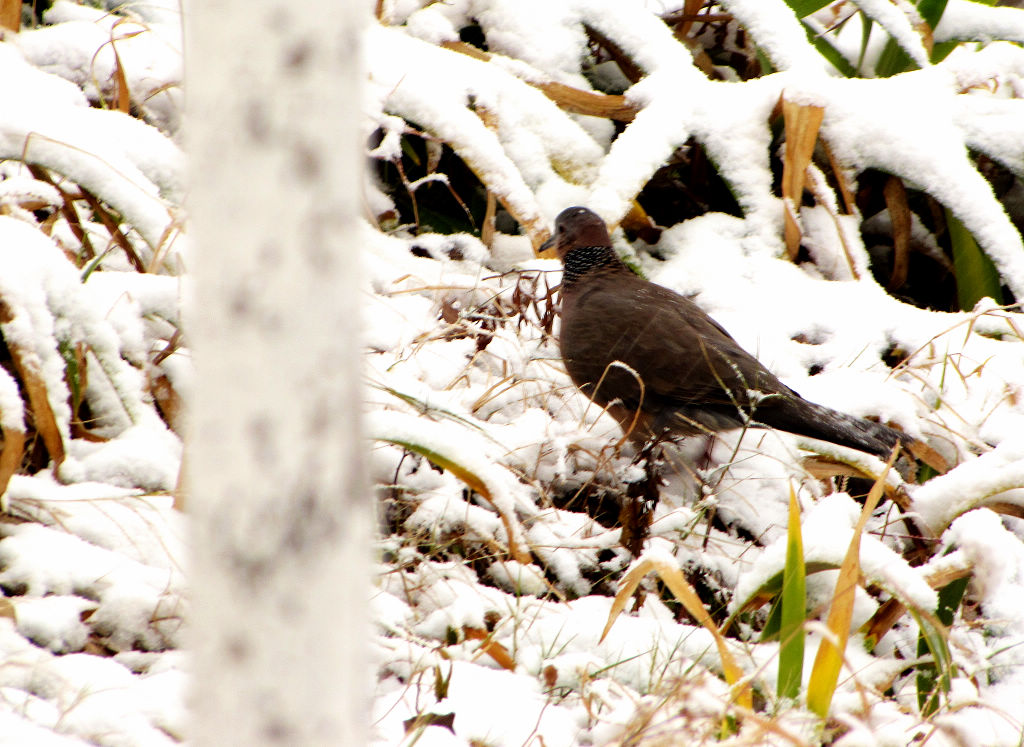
<box><xmin>185</xmin><ymin>1</ymin><xmax>368</xmax><ymax>744</ymax></box>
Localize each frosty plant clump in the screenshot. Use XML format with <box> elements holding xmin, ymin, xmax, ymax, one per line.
<box><xmin>366</xmin><ymin>1</ymin><xmax>1024</xmax><ymax>744</ymax></box>
<box><xmin>0</xmin><ymin>0</ymin><xmax>187</xmax><ymax>742</ymax></box>
<box><xmin>1</xmin><ymin>0</ymin><xmax>1024</xmax><ymax>744</ymax></box>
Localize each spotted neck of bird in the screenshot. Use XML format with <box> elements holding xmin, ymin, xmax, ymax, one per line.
<box><xmin>560</xmin><ymin>244</ymin><xmax>628</xmax><ymax>288</ymax></box>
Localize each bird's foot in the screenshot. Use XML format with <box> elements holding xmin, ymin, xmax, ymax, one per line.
<box><xmin>697</xmin><ymin>434</ymin><xmax>719</xmax><ymax>471</ymax></box>
<box><xmin>619</xmin><ymin>440</ymin><xmax>665</xmax><ymax>557</ymax></box>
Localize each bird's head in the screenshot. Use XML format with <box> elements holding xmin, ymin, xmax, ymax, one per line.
<box><xmin>540</xmin><ymin>207</ymin><xmax>613</xmax><ymax>261</ymax></box>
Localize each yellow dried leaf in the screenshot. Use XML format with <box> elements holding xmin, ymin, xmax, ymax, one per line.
<box><xmin>782</xmin><ymin>97</ymin><xmax>825</xmax><ymax>260</ymax></box>
<box><xmin>601</xmin><ymin>555</ymin><xmax>752</xmax><ymax>710</ymax></box>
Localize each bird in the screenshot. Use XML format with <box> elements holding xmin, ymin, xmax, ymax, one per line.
<box><xmin>541</xmin><ymin>206</ymin><xmax>944</xmax><ymax>470</ymax></box>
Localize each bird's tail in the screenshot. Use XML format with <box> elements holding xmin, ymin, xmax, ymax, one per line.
<box><xmin>757</xmin><ymin>396</ymin><xmax>946</xmax><ymax>471</ymax></box>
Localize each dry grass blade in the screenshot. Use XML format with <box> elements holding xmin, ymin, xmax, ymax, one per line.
<box><xmin>0</xmin><ymin>300</ymin><xmax>65</xmax><ymax>469</ymax></box>
<box><xmin>536</xmin><ymin>80</ymin><xmax>636</xmax><ymax>123</ymax></box>
<box><xmin>802</xmin><ymin>456</ymin><xmax>878</xmax><ymax>481</ymax></box>
<box><xmin>884</xmin><ymin>176</ymin><xmax>912</xmax><ymax>291</ymax></box>
<box><xmin>585</xmin><ymin>24</ymin><xmax>645</xmax><ymax>83</ymax></box>
<box><xmin>14</xmin><ymin>363</ymin><xmax>65</xmax><ymax>469</ymax></box>
<box><xmin>463</xmin><ymin>626</ymin><xmax>516</xmax><ymax>670</ymax></box>
<box><xmin>600</xmin><ymin>555</ymin><xmax>753</xmax><ymax>710</ymax></box>
<box><xmin>806</xmin><ymin>448</ymin><xmax>898</xmax><ymax>717</ymax></box>
<box><xmin>441</xmin><ymin>41</ymin><xmax>638</xmax><ymax>123</ymax></box>
<box><xmin>913</xmin><ymin>8</ymin><xmax>935</xmax><ymax>57</ymax></box>
<box><xmin>26</xmin><ymin>165</ymin><xmax>97</xmax><ymax>262</ymax></box>
<box><xmin>110</xmin><ymin>35</ymin><xmax>132</xmax><ymax>114</ymax></box>
<box><xmin>985</xmin><ymin>500</ymin><xmax>1024</xmax><ymax>520</ymax></box>
<box><xmin>781</xmin><ymin>97</ymin><xmax>825</xmax><ymax>260</ymax></box>
<box><xmin>800</xmin><ymin>454</ymin><xmax>909</xmax><ymax>507</ymax></box>
<box><xmin>174</xmin><ymin>449</ymin><xmax>186</xmax><ymax>512</ymax></box>
<box><xmin>906</xmin><ymin>438</ymin><xmax>949</xmax><ymax>474</ymax></box>
<box><xmin>151</xmin><ymin>374</ymin><xmax>183</xmax><ymax>435</ymax></box>
<box><xmin>481</xmin><ymin>190</ymin><xmax>497</xmax><ymax>250</ymax></box>
<box><xmin>804</xmin><ymin>164</ymin><xmax>861</xmax><ymax>279</ymax></box>
<box><xmin>822</xmin><ymin>141</ymin><xmax>856</xmax><ymax>214</ymax></box>
<box><xmin>621</xmin><ymin>201</ymin><xmax>660</xmax><ymax>244</ymax></box>
<box><xmin>675</xmin><ymin>0</ymin><xmax>707</xmax><ymax>39</ymax></box>
<box><xmin>0</xmin><ymin>0</ymin><xmax>19</xmax><ymax>33</ymax></box>
<box><xmin>0</xmin><ymin>425</ymin><xmax>24</xmax><ymax>502</ymax></box>
<box><xmin>147</xmin><ymin>216</ymin><xmax>184</xmax><ymax>274</ymax></box>
<box><xmin>80</xmin><ymin>191</ymin><xmax>145</xmax><ymax>271</ymax></box>
<box><xmin>94</xmin><ymin>24</ymin><xmax>147</xmax><ymax>114</ymax></box>
<box><xmin>0</xmin><ymin>326</ymin><xmax>26</xmax><ymax>504</ymax></box>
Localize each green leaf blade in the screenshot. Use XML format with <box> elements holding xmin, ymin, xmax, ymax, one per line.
<box><xmin>948</xmin><ymin>209</ymin><xmax>1005</xmax><ymax>311</ymax></box>
<box><xmin>777</xmin><ymin>486</ymin><xmax>807</xmax><ymax>701</ymax></box>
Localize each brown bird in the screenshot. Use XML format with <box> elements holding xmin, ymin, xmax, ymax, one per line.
<box><xmin>543</xmin><ymin>206</ymin><xmax>942</xmax><ymax>467</ymax></box>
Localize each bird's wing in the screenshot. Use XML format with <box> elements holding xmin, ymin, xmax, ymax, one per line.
<box><xmin>566</xmin><ymin>277</ymin><xmax>793</xmax><ymax>413</ymax></box>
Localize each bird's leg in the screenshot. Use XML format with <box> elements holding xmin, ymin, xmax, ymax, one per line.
<box><xmin>619</xmin><ymin>436</ymin><xmax>665</xmax><ymax>557</ymax></box>
<box><xmin>697</xmin><ymin>433</ymin><xmax>718</xmax><ymax>471</ymax></box>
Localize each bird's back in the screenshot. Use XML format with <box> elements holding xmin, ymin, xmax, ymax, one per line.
<box><xmin>560</xmin><ymin>268</ymin><xmax>794</xmax><ymax>437</ymax></box>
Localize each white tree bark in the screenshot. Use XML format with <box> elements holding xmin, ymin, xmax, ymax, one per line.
<box><xmin>185</xmin><ymin>1</ymin><xmax>368</xmax><ymax>744</ymax></box>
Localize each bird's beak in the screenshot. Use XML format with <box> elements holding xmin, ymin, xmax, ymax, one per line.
<box><xmin>538</xmin><ymin>233</ymin><xmax>557</xmax><ymax>259</ymax></box>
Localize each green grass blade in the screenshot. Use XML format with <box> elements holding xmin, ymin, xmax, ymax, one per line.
<box><xmin>807</xmin><ymin>450</ymin><xmax>896</xmax><ymax>717</ymax></box>
<box><xmin>913</xmin><ymin>610</ymin><xmax>953</xmax><ymax>716</ymax></box>
<box><xmin>58</xmin><ymin>339</ymin><xmax>83</xmax><ymax>414</ymax></box>
<box><xmin>783</xmin><ymin>0</ymin><xmax>835</xmax><ymax>17</ymax></box>
<box><xmin>761</xmin><ymin>595</ymin><xmax>783</xmax><ymax>641</ymax></box>
<box><xmin>804</xmin><ymin>25</ymin><xmax>858</xmax><ymax>77</ymax></box>
<box><xmin>935</xmin><ymin>575</ymin><xmax>969</xmax><ymax>628</ymax></box>
<box><xmin>875</xmin><ymin>0</ymin><xmax>950</xmax><ymax>77</ymax></box>
<box><xmin>857</xmin><ymin>16</ymin><xmax>873</xmax><ymax>75</ymax></box>
<box><xmin>875</xmin><ymin>39</ymin><xmax>914</xmax><ymax>78</ymax></box>
<box><xmin>948</xmin><ymin>209</ymin><xmax>1005</xmax><ymax>310</ymax></box>
<box><xmin>930</xmin><ymin>39</ymin><xmax>959</xmax><ymax>64</ymax></box>
<box><xmin>916</xmin><ymin>575</ymin><xmax>968</xmax><ymax>715</ymax></box>
<box><xmin>918</xmin><ymin>0</ymin><xmax>951</xmax><ymax>28</ymax></box>
<box><xmin>777</xmin><ymin>486</ymin><xmax>807</xmax><ymax>700</ymax></box>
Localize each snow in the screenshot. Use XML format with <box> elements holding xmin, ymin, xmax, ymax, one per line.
<box><xmin>366</xmin><ymin>24</ymin><xmax>602</xmax><ymax>232</ymax></box>
<box><xmin>12</xmin><ymin>595</ymin><xmax>95</xmax><ymax>654</ymax></box>
<box><xmin>815</xmin><ymin>71</ymin><xmax>1024</xmax><ymax>298</ymax></box>
<box><xmin>936</xmin><ymin>0</ymin><xmax>1024</xmax><ymax>45</ymax></box>
<box><xmin>913</xmin><ymin>437</ymin><xmax>1024</xmax><ymax>532</ymax></box>
<box><xmin>374</xmin><ymin>659</ymin><xmax>583</xmax><ymax>745</ymax></box>
<box><xmin>360</xmin><ymin>2</ymin><xmax>1024</xmax><ymax>741</ymax></box>
<box><xmin>732</xmin><ymin>492</ymin><xmax>938</xmax><ymax>619</ymax></box>
<box><xmin>0</xmin><ymin>39</ymin><xmax>180</xmax><ymax>256</ymax></box>
<box><xmin>0</xmin><ymin>9</ymin><xmax>186</xmax><ymax>737</ymax></box>
<box><xmin>577</xmin><ymin>0</ymin><xmax>704</xmax><ymax>79</ymax></box>
<box><xmin>1</xmin><ymin>0</ymin><xmax>1024</xmax><ymax>744</ymax></box>
<box><xmin>19</xmin><ymin>1</ymin><xmax>183</xmax><ymax>133</ymax></box>
<box><xmin>0</xmin><ymin>365</ymin><xmax>26</xmax><ymax>435</ymax></box>
<box><xmin>718</xmin><ymin>0</ymin><xmax>832</xmax><ymax>73</ymax></box>
<box><xmin>850</xmin><ymin>0</ymin><xmax>931</xmax><ymax>70</ymax></box>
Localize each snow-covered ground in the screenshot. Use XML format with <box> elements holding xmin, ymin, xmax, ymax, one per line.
<box><xmin>2</xmin><ymin>0</ymin><xmax>1024</xmax><ymax>745</ymax></box>
<box><xmin>0</xmin><ymin>1</ymin><xmax>185</xmax><ymax>743</ymax></box>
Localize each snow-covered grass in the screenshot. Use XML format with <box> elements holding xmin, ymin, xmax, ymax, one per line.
<box><xmin>0</xmin><ymin>1</ymin><xmax>185</xmax><ymax>743</ymax></box>
<box><xmin>367</xmin><ymin>2</ymin><xmax>1024</xmax><ymax>745</ymax></box>
<box><xmin>1</xmin><ymin>0</ymin><xmax>1024</xmax><ymax>745</ymax></box>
